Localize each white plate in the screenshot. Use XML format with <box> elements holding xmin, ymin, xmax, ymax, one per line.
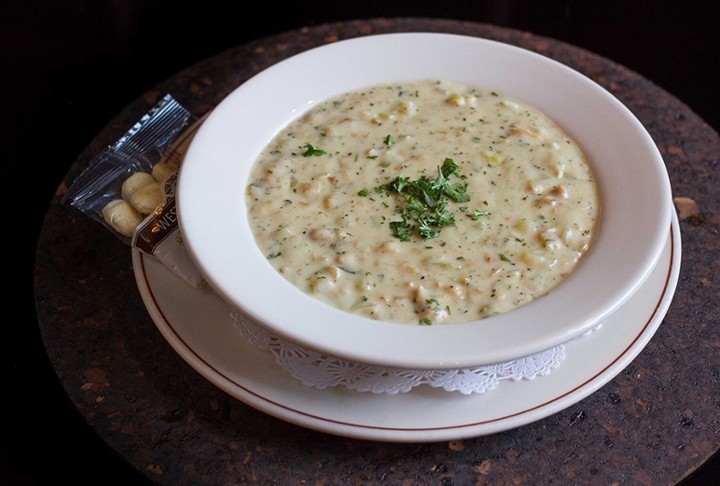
<box><xmin>132</xmin><ymin>209</ymin><xmax>680</xmax><ymax>442</ymax></box>
<box><xmin>177</xmin><ymin>33</ymin><xmax>673</xmax><ymax>369</ymax></box>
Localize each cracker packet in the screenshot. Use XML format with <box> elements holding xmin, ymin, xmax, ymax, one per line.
<box><xmin>63</xmin><ymin>94</ymin><xmax>208</xmax><ymax>288</ymax></box>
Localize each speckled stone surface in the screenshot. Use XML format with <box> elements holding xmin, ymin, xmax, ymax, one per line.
<box><xmin>34</xmin><ymin>19</ymin><xmax>719</xmax><ymax>485</ymax></box>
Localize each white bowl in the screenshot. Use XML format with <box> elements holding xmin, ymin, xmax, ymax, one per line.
<box><xmin>177</xmin><ymin>33</ymin><xmax>672</xmax><ymax>369</ymax></box>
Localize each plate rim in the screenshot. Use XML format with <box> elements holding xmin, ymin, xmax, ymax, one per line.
<box><xmin>132</xmin><ymin>210</ymin><xmax>680</xmax><ymax>442</ymax></box>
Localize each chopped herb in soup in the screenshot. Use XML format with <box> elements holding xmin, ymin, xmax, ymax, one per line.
<box><xmin>246</xmin><ymin>79</ymin><xmax>599</xmax><ymax>325</ymax></box>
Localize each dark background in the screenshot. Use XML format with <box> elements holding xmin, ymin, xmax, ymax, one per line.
<box><xmin>4</xmin><ymin>1</ymin><xmax>719</xmax><ymax>484</ymax></box>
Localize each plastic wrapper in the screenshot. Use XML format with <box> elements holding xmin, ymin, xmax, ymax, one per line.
<box><xmin>63</xmin><ymin>94</ymin><xmax>208</xmax><ymax>288</ymax></box>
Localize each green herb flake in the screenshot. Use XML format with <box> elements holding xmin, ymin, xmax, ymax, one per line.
<box><xmin>302</xmin><ymin>143</ymin><xmax>326</xmax><ymax>157</ymax></box>
<box><xmin>472</xmin><ymin>209</ymin><xmax>489</xmax><ymax>220</ymax></box>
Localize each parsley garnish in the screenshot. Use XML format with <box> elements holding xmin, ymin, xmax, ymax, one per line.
<box><xmin>302</xmin><ymin>143</ymin><xmax>326</xmax><ymax>157</ymax></box>
<box><xmin>376</xmin><ymin>158</ymin><xmax>470</xmax><ymax>241</ymax></box>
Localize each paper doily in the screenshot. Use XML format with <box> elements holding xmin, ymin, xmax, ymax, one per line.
<box><xmin>230</xmin><ymin>311</ymin><xmax>602</xmax><ymax>395</ymax></box>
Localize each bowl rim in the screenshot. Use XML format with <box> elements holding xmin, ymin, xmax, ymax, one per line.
<box><xmin>177</xmin><ymin>32</ymin><xmax>672</xmax><ymax>369</ymax></box>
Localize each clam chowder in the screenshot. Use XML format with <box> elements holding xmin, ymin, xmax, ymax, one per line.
<box><xmin>246</xmin><ymin>79</ymin><xmax>599</xmax><ymax>325</ymax></box>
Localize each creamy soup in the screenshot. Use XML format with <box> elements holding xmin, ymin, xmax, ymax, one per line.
<box><xmin>246</xmin><ymin>79</ymin><xmax>599</xmax><ymax>325</ymax></box>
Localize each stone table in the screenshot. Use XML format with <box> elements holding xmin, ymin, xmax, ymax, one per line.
<box><xmin>34</xmin><ymin>18</ymin><xmax>719</xmax><ymax>484</ymax></box>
